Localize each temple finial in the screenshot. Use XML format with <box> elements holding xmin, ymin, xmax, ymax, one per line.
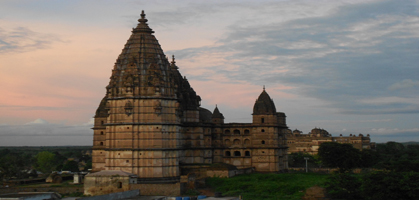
<box><xmin>170</xmin><ymin>55</ymin><xmax>178</xmax><ymax>69</ymax></box>
<box><xmin>263</xmin><ymin>85</ymin><xmax>265</xmax><ymax>90</ymax></box>
<box><xmin>138</xmin><ymin>10</ymin><xmax>148</xmax><ymax>23</ymax></box>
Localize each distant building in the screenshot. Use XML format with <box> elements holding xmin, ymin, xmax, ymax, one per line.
<box><xmin>286</xmin><ymin>128</ymin><xmax>375</xmax><ymax>155</ymax></box>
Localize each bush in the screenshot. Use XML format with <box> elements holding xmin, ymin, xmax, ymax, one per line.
<box><xmin>325</xmin><ymin>173</ymin><xmax>362</xmax><ymax>200</ymax></box>
<box><xmin>325</xmin><ymin>171</ymin><xmax>419</xmax><ymax>200</ymax></box>
<box><xmin>361</xmin><ymin>171</ymin><xmax>419</xmax><ymax>200</ymax></box>
<box><xmin>206</xmin><ymin>173</ymin><xmax>329</xmax><ymax>200</ymax></box>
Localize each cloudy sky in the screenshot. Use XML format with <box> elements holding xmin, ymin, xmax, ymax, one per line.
<box><xmin>1</xmin><ymin>0</ymin><xmax>418</xmax><ymax>146</ymax></box>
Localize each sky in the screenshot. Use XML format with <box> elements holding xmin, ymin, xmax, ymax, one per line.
<box><xmin>0</xmin><ymin>0</ymin><xmax>418</xmax><ymax>146</ymax></box>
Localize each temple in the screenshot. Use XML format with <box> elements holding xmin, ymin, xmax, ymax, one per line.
<box><xmin>88</xmin><ymin>11</ymin><xmax>289</xmax><ymax>196</ymax></box>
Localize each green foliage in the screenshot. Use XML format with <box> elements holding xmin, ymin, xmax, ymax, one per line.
<box><xmin>84</xmin><ymin>160</ymin><xmax>92</xmax><ymax>171</ymax></box>
<box><xmin>359</xmin><ymin>149</ymin><xmax>379</xmax><ymax>168</ymax></box>
<box><xmin>325</xmin><ymin>171</ymin><xmax>419</xmax><ymax>200</ymax></box>
<box><xmin>318</xmin><ymin>142</ymin><xmax>361</xmax><ymax>173</ymax></box>
<box><xmin>35</xmin><ymin>151</ymin><xmax>56</xmax><ymax>173</ymax></box>
<box><xmin>375</xmin><ymin>142</ymin><xmax>419</xmax><ymax>172</ymax></box>
<box><xmin>0</xmin><ymin>151</ymin><xmax>26</xmax><ymax>179</ymax></box>
<box><xmin>206</xmin><ymin>173</ymin><xmax>329</xmax><ymax>200</ymax></box>
<box><xmin>62</xmin><ymin>160</ymin><xmax>80</xmax><ymax>172</ymax></box>
<box><xmin>288</xmin><ymin>152</ymin><xmax>320</xmax><ymax>168</ymax></box>
<box><xmin>325</xmin><ymin>173</ymin><xmax>362</xmax><ymax>200</ymax></box>
<box><xmin>362</xmin><ymin>171</ymin><xmax>419</xmax><ymax>200</ymax></box>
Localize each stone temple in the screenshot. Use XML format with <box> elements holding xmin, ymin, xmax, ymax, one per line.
<box><xmin>89</xmin><ymin>11</ymin><xmax>289</xmax><ymax>195</ymax></box>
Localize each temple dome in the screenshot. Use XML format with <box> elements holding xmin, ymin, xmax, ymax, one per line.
<box><xmin>199</xmin><ymin>107</ymin><xmax>213</xmax><ymax>123</ymax></box>
<box><xmin>252</xmin><ymin>88</ymin><xmax>276</xmax><ymax>115</ymax></box>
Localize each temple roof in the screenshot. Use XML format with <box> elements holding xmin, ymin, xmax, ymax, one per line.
<box><xmin>253</xmin><ymin>88</ymin><xmax>277</xmax><ymax>115</ymax></box>
<box><xmin>212</xmin><ymin>105</ymin><xmax>224</xmax><ymax>119</ymax></box>
<box><xmin>102</xmin><ymin>11</ymin><xmax>201</xmax><ymax>109</ymax></box>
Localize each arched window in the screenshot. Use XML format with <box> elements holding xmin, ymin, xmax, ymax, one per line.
<box><xmin>261</xmin><ymin>129</ymin><xmax>265</xmax><ymax>132</ymax></box>
<box><xmin>233</xmin><ymin>129</ymin><xmax>240</xmax><ymax>135</ymax></box>
<box><xmin>100</xmin><ymin>142</ymin><xmax>104</xmax><ymax>146</ymax></box>
<box><xmin>244</xmin><ymin>139</ymin><xmax>250</xmax><ymax>145</ymax></box>
<box><xmin>233</xmin><ymin>139</ymin><xmax>241</xmax><ymax>145</ymax></box>
<box><xmin>100</xmin><ymin>131</ymin><xmax>104</xmax><ymax>135</ymax></box>
<box><xmin>261</xmin><ymin>140</ymin><xmax>265</xmax><ymax>144</ymax></box>
<box><xmin>234</xmin><ymin>151</ymin><xmax>241</xmax><ymax>156</ymax></box>
<box><xmin>244</xmin><ymin>129</ymin><xmax>250</xmax><ymax>134</ymax></box>
<box><xmin>225</xmin><ymin>151</ymin><xmax>231</xmax><ymax>156</ymax></box>
<box><xmin>245</xmin><ymin>151</ymin><xmax>250</xmax><ymax>156</ymax></box>
<box><xmin>224</xmin><ymin>130</ymin><xmax>231</xmax><ymax>135</ymax></box>
<box><xmin>117</xmin><ymin>182</ymin><xmax>122</xmax><ymax>189</ymax></box>
<box><xmin>225</xmin><ymin>139</ymin><xmax>231</xmax><ymax>146</ymax></box>
<box><xmin>261</xmin><ymin>118</ymin><xmax>265</xmax><ymax>123</ymax></box>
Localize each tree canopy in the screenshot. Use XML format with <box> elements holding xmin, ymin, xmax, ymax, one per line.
<box><xmin>62</xmin><ymin>160</ymin><xmax>80</xmax><ymax>172</ymax></box>
<box><xmin>318</xmin><ymin>142</ymin><xmax>361</xmax><ymax>173</ymax></box>
<box><xmin>35</xmin><ymin>151</ymin><xmax>56</xmax><ymax>173</ymax></box>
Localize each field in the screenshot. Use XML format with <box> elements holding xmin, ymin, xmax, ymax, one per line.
<box><xmin>206</xmin><ymin>172</ymin><xmax>329</xmax><ymax>200</ymax></box>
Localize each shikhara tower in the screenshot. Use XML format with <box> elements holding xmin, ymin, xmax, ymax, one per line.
<box><xmin>92</xmin><ymin>11</ymin><xmax>288</xmax><ymax>182</ymax></box>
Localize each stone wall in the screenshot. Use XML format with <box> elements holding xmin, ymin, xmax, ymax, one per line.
<box><xmin>129</xmin><ymin>182</ymin><xmax>183</xmax><ymax>196</ymax></box>
<box><xmin>206</xmin><ymin>167</ymin><xmax>254</xmax><ymax>178</ymax></box>
<box><xmin>84</xmin><ymin>175</ymin><xmax>131</xmax><ymax>196</ymax></box>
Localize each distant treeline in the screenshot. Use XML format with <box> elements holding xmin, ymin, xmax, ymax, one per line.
<box><xmin>289</xmin><ymin>141</ymin><xmax>419</xmax><ymax>171</ymax></box>
<box><xmin>0</xmin><ymin>146</ymin><xmax>92</xmax><ymax>181</ymax></box>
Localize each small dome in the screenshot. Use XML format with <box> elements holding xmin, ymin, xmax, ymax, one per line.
<box><xmin>199</xmin><ymin>107</ymin><xmax>213</xmax><ymax>123</ymax></box>
<box><xmin>310</xmin><ymin>128</ymin><xmax>329</xmax><ymax>136</ymax></box>
<box><xmin>253</xmin><ymin>89</ymin><xmax>276</xmax><ymax>115</ymax></box>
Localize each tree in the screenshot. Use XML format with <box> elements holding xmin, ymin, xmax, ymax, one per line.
<box><xmin>361</xmin><ymin>171</ymin><xmax>419</xmax><ymax>200</ymax></box>
<box><xmin>0</xmin><ymin>153</ymin><xmax>26</xmax><ymax>180</ymax></box>
<box><xmin>62</xmin><ymin>160</ymin><xmax>80</xmax><ymax>172</ymax></box>
<box><xmin>84</xmin><ymin>160</ymin><xmax>92</xmax><ymax>171</ymax></box>
<box><xmin>359</xmin><ymin>149</ymin><xmax>379</xmax><ymax>168</ymax></box>
<box><xmin>325</xmin><ymin>173</ymin><xmax>362</xmax><ymax>200</ymax></box>
<box><xmin>288</xmin><ymin>152</ymin><xmax>319</xmax><ymax>168</ymax></box>
<box><xmin>318</xmin><ymin>142</ymin><xmax>361</xmax><ymax>173</ymax></box>
<box><xmin>35</xmin><ymin>151</ymin><xmax>56</xmax><ymax>173</ymax></box>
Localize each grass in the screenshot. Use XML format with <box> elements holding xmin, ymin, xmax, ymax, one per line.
<box><xmin>206</xmin><ymin>172</ymin><xmax>330</xmax><ymax>200</ymax></box>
